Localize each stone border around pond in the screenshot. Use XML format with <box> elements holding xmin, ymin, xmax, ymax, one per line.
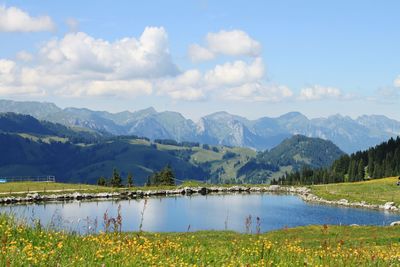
<box><xmin>0</xmin><ymin>185</ymin><xmax>398</xmax><ymax>213</ymax></box>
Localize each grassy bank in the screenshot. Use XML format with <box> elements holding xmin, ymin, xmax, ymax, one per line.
<box><xmin>0</xmin><ymin>182</ymin><xmax>119</xmax><ymax>196</ymax></box>
<box><xmin>0</xmin><ymin>181</ymin><xmax>205</xmax><ymax>195</ymax></box>
<box><xmin>0</xmin><ymin>215</ymin><xmax>399</xmax><ymax>266</ymax></box>
<box><xmin>0</xmin><ymin>181</ymin><xmax>251</xmax><ymax>197</ymax></box>
<box><xmin>311</xmin><ymin>177</ymin><xmax>400</xmax><ymax>205</ymax></box>
<box><xmin>1</xmin><ymin>177</ymin><xmax>399</xmax><ymax>208</ymax></box>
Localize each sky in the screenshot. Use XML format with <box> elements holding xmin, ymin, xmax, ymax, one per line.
<box><xmin>0</xmin><ymin>0</ymin><xmax>399</xmax><ymax>121</ymax></box>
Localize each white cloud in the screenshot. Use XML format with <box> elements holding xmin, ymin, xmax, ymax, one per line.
<box><xmin>206</xmin><ymin>30</ymin><xmax>262</xmax><ymax>57</ymax></box>
<box><xmin>187</xmin><ymin>30</ymin><xmax>261</xmax><ymax>62</ymax></box>
<box><xmin>157</xmin><ymin>70</ymin><xmax>205</xmax><ymax>101</ymax></box>
<box><xmin>223</xmin><ymin>82</ymin><xmax>293</xmax><ymax>102</ymax></box>
<box><xmin>66</xmin><ymin>18</ymin><xmax>79</xmax><ymax>32</ymax></box>
<box><xmin>0</xmin><ymin>59</ymin><xmax>16</xmax><ymax>75</ymax></box>
<box><xmin>16</xmin><ymin>51</ymin><xmax>33</xmax><ymax>61</ymax></box>
<box><xmin>39</xmin><ymin>27</ymin><xmax>178</xmax><ymax>79</ymax></box>
<box><xmin>370</xmin><ymin>87</ymin><xmax>399</xmax><ymax>103</ymax></box>
<box><xmin>0</xmin><ymin>26</ymin><xmax>293</xmax><ymax>104</ymax></box>
<box><xmin>0</xmin><ymin>27</ymin><xmax>176</xmax><ymax>98</ymax></box>
<box><xmin>299</xmin><ymin>85</ymin><xmax>342</xmax><ymax>100</ymax></box>
<box><xmin>0</xmin><ymin>85</ymin><xmax>43</xmax><ymax>96</ymax></box>
<box><xmin>60</xmin><ymin>80</ymin><xmax>153</xmax><ymax>97</ymax></box>
<box><xmin>167</xmin><ymin>88</ymin><xmax>205</xmax><ymax>101</ymax></box>
<box><xmin>0</xmin><ymin>6</ymin><xmax>55</xmax><ymax>32</ymax></box>
<box><xmin>187</xmin><ymin>44</ymin><xmax>215</xmax><ymax>62</ymax></box>
<box><xmin>205</xmin><ymin>58</ymin><xmax>264</xmax><ymax>86</ymax></box>
<box><xmin>0</xmin><ymin>59</ymin><xmax>43</xmax><ymax>95</ymax></box>
<box><xmin>157</xmin><ymin>58</ymin><xmax>268</xmax><ymax>101</ymax></box>
<box><xmin>394</xmin><ymin>76</ymin><xmax>400</xmax><ymax>87</ymax></box>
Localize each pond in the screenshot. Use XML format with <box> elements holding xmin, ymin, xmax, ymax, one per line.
<box><xmin>1</xmin><ymin>193</ymin><xmax>399</xmax><ymax>233</ymax></box>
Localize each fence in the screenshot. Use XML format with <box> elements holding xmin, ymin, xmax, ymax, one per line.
<box><xmin>0</xmin><ymin>175</ymin><xmax>56</xmax><ymax>183</ymax></box>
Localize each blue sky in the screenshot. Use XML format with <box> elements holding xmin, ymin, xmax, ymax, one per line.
<box><xmin>0</xmin><ymin>0</ymin><xmax>399</xmax><ymax>120</ymax></box>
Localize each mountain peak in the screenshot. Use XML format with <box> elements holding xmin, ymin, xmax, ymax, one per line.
<box><xmin>206</xmin><ymin>111</ymin><xmax>231</xmax><ymax>118</ymax></box>
<box><xmin>1</xmin><ymin>99</ymin><xmax>400</xmax><ymax>153</ymax></box>
<box><xmin>132</xmin><ymin>107</ymin><xmax>157</xmax><ymax>117</ymax></box>
<box><xmin>278</xmin><ymin>112</ymin><xmax>307</xmax><ymax>120</ymax></box>
<box><xmin>140</xmin><ymin>107</ymin><xmax>157</xmax><ymax>113</ymax></box>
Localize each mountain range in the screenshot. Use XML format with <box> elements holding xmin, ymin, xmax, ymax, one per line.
<box><xmin>0</xmin><ymin>113</ymin><xmax>344</xmax><ymax>184</ymax></box>
<box><xmin>1</xmin><ymin>99</ymin><xmax>399</xmax><ymax>153</ymax></box>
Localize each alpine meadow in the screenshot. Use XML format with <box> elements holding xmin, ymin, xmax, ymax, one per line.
<box><xmin>0</xmin><ymin>1</ymin><xmax>399</xmax><ymax>266</ymax></box>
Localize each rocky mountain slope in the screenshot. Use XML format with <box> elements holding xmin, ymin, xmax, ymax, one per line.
<box><xmin>1</xmin><ymin>99</ymin><xmax>399</xmax><ymax>153</ymax></box>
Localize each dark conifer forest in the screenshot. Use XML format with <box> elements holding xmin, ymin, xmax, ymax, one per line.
<box><xmin>273</xmin><ymin>136</ymin><xmax>400</xmax><ymax>185</ymax></box>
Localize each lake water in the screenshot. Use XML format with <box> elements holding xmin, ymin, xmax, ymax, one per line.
<box><xmin>1</xmin><ymin>193</ymin><xmax>399</xmax><ymax>233</ymax></box>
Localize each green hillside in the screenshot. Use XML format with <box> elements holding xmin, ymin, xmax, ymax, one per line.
<box><xmin>0</xmin><ymin>113</ymin><xmax>348</xmax><ymax>185</ymax></box>
<box><xmin>0</xmin><ymin>133</ymin><xmax>207</xmax><ymax>185</ymax></box>
<box><xmin>237</xmin><ymin>135</ymin><xmax>345</xmax><ymax>183</ymax></box>
<box><xmin>0</xmin><ymin>112</ymin><xmax>104</xmax><ymax>143</ymax></box>
<box><xmin>0</xmin><ymin>132</ymin><xmax>256</xmax><ymax>185</ymax></box>
<box><xmin>259</xmin><ymin>135</ymin><xmax>344</xmax><ymax>169</ymax></box>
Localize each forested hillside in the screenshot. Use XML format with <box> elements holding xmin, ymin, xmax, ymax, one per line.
<box><xmin>0</xmin><ymin>113</ymin><xmax>104</xmax><ymax>143</ymax></box>
<box><xmin>0</xmin><ymin>112</ymin><xmax>349</xmax><ymax>185</ymax></box>
<box><xmin>275</xmin><ymin>136</ymin><xmax>400</xmax><ymax>185</ymax></box>
<box><xmin>237</xmin><ymin>135</ymin><xmax>344</xmax><ymax>182</ymax></box>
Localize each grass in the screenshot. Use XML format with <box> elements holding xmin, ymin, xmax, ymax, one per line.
<box><xmin>16</xmin><ymin>133</ymin><xmax>69</xmax><ymax>144</ymax></box>
<box><xmin>0</xmin><ymin>180</ymin><xmax>241</xmax><ymax>197</ymax></box>
<box><xmin>0</xmin><ymin>182</ymin><xmax>111</xmax><ymax>195</ymax></box>
<box><xmin>311</xmin><ymin>176</ymin><xmax>400</xmax><ymax>205</ymax></box>
<box><xmin>0</xmin><ymin>214</ymin><xmax>399</xmax><ymax>266</ymax></box>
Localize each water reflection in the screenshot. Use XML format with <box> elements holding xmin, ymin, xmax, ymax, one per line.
<box><xmin>0</xmin><ymin>193</ymin><xmax>399</xmax><ymax>233</ymax></box>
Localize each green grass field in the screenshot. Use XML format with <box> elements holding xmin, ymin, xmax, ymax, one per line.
<box><xmin>0</xmin><ymin>214</ymin><xmax>398</xmax><ymax>266</ymax></box>
<box><xmin>1</xmin><ymin>178</ymin><xmax>400</xmax><ymax>265</ymax></box>
<box><xmin>311</xmin><ymin>177</ymin><xmax>400</xmax><ymax>205</ymax></box>
<box><xmin>0</xmin><ymin>182</ymin><xmax>110</xmax><ymax>194</ymax></box>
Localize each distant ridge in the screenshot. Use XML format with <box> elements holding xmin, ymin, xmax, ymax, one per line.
<box><xmin>1</xmin><ymin>99</ymin><xmax>400</xmax><ymax>153</ymax></box>
<box><xmin>0</xmin><ymin>113</ymin><xmax>344</xmax><ymax>185</ymax></box>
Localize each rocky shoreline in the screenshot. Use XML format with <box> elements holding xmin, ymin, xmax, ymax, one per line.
<box><xmin>0</xmin><ymin>185</ymin><xmax>399</xmax><ymax>213</ymax></box>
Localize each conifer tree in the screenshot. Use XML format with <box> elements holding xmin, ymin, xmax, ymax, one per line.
<box><xmin>127</xmin><ymin>172</ymin><xmax>134</xmax><ymax>187</ymax></box>
<box><xmin>111</xmin><ymin>168</ymin><xmax>122</xmax><ymax>187</ymax></box>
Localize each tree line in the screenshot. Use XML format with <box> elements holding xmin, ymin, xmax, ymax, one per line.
<box><xmin>97</xmin><ymin>164</ymin><xmax>176</xmax><ymax>187</ymax></box>
<box><xmin>272</xmin><ymin>136</ymin><xmax>400</xmax><ymax>185</ymax></box>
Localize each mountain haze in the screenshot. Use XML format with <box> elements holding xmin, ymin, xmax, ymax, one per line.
<box><xmin>1</xmin><ymin>99</ymin><xmax>399</xmax><ymax>153</ymax></box>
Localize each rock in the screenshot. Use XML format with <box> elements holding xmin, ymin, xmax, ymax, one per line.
<box><xmin>183</xmin><ymin>187</ymin><xmax>193</xmax><ymax>194</ymax></box>
<box><xmin>249</xmin><ymin>187</ymin><xmax>262</xmax><ymax>192</ymax></box>
<box><xmin>268</xmin><ymin>185</ymin><xmax>281</xmax><ymax>191</ymax></box>
<box><xmin>26</xmin><ymin>193</ymin><xmax>40</xmax><ymax>199</ymax></box>
<box><xmin>71</xmin><ymin>192</ymin><xmax>82</xmax><ymax>200</ymax></box>
<box><xmin>337</xmin><ymin>199</ymin><xmax>349</xmax><ymax>205</ymax></box>
<box><xmin>383</xmin><ymin>202</ymin><xmax>396</xmax><ymax>210</ymax></box>
<box><xmin>199</xmin><ymin>187</ymin><xmax>209</xmax><ymax>195</ymax></box>
<box><xmin>119</xmin><ymin>191</ymin><xmax>129</xmax><ymax>197</ymax></box>
<box><xmin>390</xmin><ymin>221</ymin><xmax>400</xmax><ymax>226</ymax></box>
<box><xmin>349</xmin><ymin>224</ymin><xmax>359</xmax><ymax>226</ymax></box>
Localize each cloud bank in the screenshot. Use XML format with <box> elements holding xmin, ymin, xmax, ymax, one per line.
<box><xmin>0</xmin><ymin>16</ymin><xmax>362</xmax><ymax>104</ymax></box>
<box><xmin>0</xmin><ymin>6</ymin><xmax>55</xmax><ymax>32</ymax></box>
<box><xmin>188</xmin><ymin>30</ymin><xmax>261</xmax><ymax>62</ymax></box>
